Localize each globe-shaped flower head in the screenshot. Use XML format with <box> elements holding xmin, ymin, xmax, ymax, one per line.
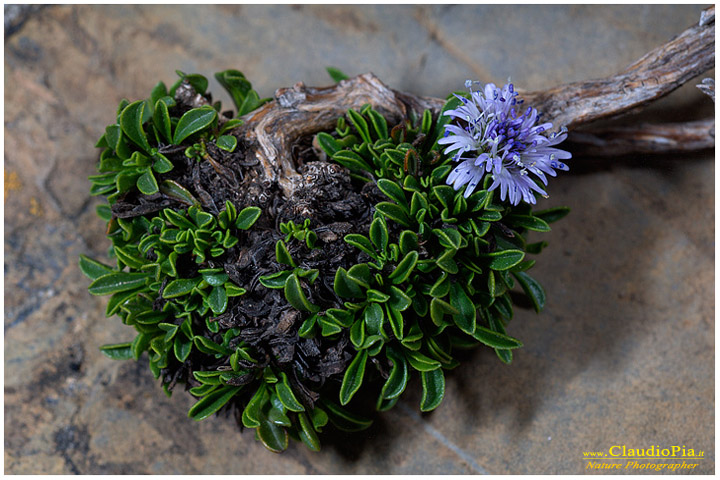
<box><xmin>439</xmin><ymin>81</ymin><xmax>571</xmax><ymax>205</ymax></box>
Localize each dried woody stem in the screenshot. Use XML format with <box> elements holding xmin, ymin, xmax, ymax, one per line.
<box><xmin>237</xmin><ymin>6</ymin><xmax>714</xmax><ymax>197</ymax></box>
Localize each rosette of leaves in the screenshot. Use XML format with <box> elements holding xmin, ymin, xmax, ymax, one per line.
<box><xmin>313</xmin><ymin>102</ymin><xmax>569</xmax><ymax>412</ymax></box>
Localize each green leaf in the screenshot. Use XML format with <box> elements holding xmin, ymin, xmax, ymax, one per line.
<box><xmin>347</xmin><ymin>263</ymin><xmax>371</xmax><ymax>289</ymax></box>
<box><xmin>326</xmin><ymin>66</ymin><xmax>349</xmax><ymax>83</ymax></box>
<box><xmin>257</xmin><ymin>414</ymin><xmax>289</xmax><ymax>453</ymax></box>
<box><xmin>376</xmin><ymin>179</ymin><xmax>408</xmax><ymax>211</ymax></box>
<box><xmin>449</xmin><ymin>283</ymin><xmax>476</xmax><ymax>334</ymax></box>
<box><xmin>429</xmin><ymin>298</ymin><xmax>457</xmax><ymax>327</ymax></box>
<box><xmin>316</xmin><ymin>132</ymin><xmax>342</xmax><ymax>157</ymax></box>
<box><xmin>432</xmin><ymin>185</ymin><xmax>456</xmax><ymax>209</ymax></box>
<box><xmin>388</xmin><ymin>251</ymin><xmax>418</xmax><ymax>284</ymax></box>
<box><xmin>332</xmin><ymin>150</ymin><xmax>373</xmax><ymax>174</ymax></box>
<box><xmin>339</xmin><ymin>350</ymin><xmax>368</xmax><ymax>405</ymax></box>
<box><xmin>297</xmin><ymin>412</ymin><xmax>321</xmax><ymax>452</ymax></box>
<box><xmin>471</xmin><ymin>325</ymin><xmax>523</xmax><ymax>349</ymax></box>
<box><xmin>505</xmin><ymin>214</ymin><xmax>551</xmax><ymax>232</ymax></box>
<box><xmin>113</xmin><ymin>246</ymin><xmax>145</xmax><ymax>270</ymax></box>
<box><xmin>119</xmin><ymin>100</ymin><xmax>151</xmax><ymax>152</ymax></box>
<box><xmin>275</xmin><ymin>372</ymin><xmax>304</xmax><ymax>412</ymax></box>
<box><xmin>88</xmin><ymin>272</ymin><xmax>149</xmax><ymax>295</ymax></box>
<box><xmin>420</xmin><ymin>369</ymin><xmax>445</xmax><ymax>412</ymax></box>
<box><xmin>375</xmin><ymin>202</ymin><xmax>411</xmax><ymax>227</ymax></box>
<box><xmin>333</xmin><ymin>267</ymin><xmax>363</xmax><ymax>299</ymax></box>
<box><xmin>215</xmin><ymin>69</ymin><xmax>252</xmax><ymax>112</ymax></box>
<box><xmin>320</xmin><ymin>399</ymin><xmax>373</xmax><ymax>432</ymax></box>
<box><xmin>153</xmin><ymin>99</ymin><xmax>172</xmax><ymax>142</ymax></box>
<box><xmin>194</xmin><ymin>336</ymin><xmax>231</xmax><ymax>355</ymax></box>
<box><xmin>273</xmin><ymin>241</ymin><xmax>295</xmax><ymax>268</ymax></box>
<box><xmin>99</xmin><ymin>342</ymin><xmax>133</xmax><ymax>360</ymax></box>
<box><xmin>369</xmin><ymin>216</ymin><xmax>389</xmax><ymax>252</ymax></box>
<box><xmin>381</xmin><ymin>348</ymin><xmax>408</xmax><ymax>399</ymax></box>
<box><xmin>297</xmin><ymin>315</ymin><xmax>317</xmax><ymax>338</ymax></box>
<box><xmin>526</xmin><ymin>241</ymin><xmax>549</xmax><ymax>255</ymax></box>
<box><xmin>349</xmin><ymin>318</ymin><xmax>365</xmax><ymax>348</ymax></box>
<box><xmin>433</xmin><ymin>228</ymin><xmax>463</xmax><ymax>250</ymax></box>
<box><xmin>344</xmin><ymin>234</ymin><xmax>376</xmax><ymax>258</ymax></box>
<box><xmin>259</xmin><ymin>270</ymin><xmax>292</xmax><ymax>289</ymax></box>
<box><xmin>513</xmin><ymin>271</ymin><xmax>546</xmax><ymax>313</ymax></box>
<box><xmin>236</xmin><ymin>206</ymin><xmax>262</xmax><ymax>230</ymax></box>
<box><xmin>237</xmin><ymin>89</ymin><xmax>263</xmax><ymax>117</ymax></box>
<box><xmin>367</xmin><ymin>109</ymin><xmax>388</xmax><ymax>140</ymax></box>
<box><xmin>181</xmin><ymin>72</ymin><xmax>209</xmax><ymax>95</ymax></box>
<box><xmin>173</xmin><ymin>106</ymin><xmax>217</xmax><ymax>145</ymax></box>
<box><xmin>404</xmin><ymin>349</ymin><xmax>441</xmax><ymax>372</ymax></box>
<box><xmin>207</xmin><ymin>286</ymin><xmax>228</xmax><ymax>315</ymax></box>
<box><xmin>163</xmin><ymin>277</ymin><xmax>201</xmax><ymax>298</ymax></box>
<box><xmin>150</xmin><ymin>81</ymin><xmax>168</xmax><ymax>106</ymax></box>
<box><xmin>242</xmin><ymin>384</ymin><xmax>267</xmax><ymax>428</ymax></box>
<box><xmin>188</xmin><ymin>385</ymin><xmax>241</xmax><ymax>421</ymax></box>
<box><xmin>347</xmin><ymin>109</ymin><xmax>371</xmax><ymax>144</ymax></box>
<box><xmin>363</xmin><ymin>302</ymin><xmax>384</xmax><ymax>336</ymax></box>
<box><xmin>484</xmin><ymin>249</ymin><xmax>525</xmax><ymax>271</ymax></box>
<box><xmin>398</xmin><ymin>230</ymin><xmax>419</xmax><ymax>256</ymax></box>
<box><xmin>78</xmin><ymin>255</ymin><xmax>114</xmax><ymax>281</ymax></box>
<box><xmin>534</xmin><ymin>206</ymin><xmax>570</xmax><ymax>224</ymax></box>
<box><xmin>388</xmin><ymin>285</ymin><xmax>411</xmax><ymax>311</ymax></box>
<box><xmin>284</xmin><ymin>274</ymin><xmax>320</xmax><ymax>312</ymax></box>
<box><xmin>311</xmin><ymin>407</ymin><xmax>329</xmax><ymax>431</ymax></box>
<box><xmin>366</xmin><ymin>289</ymin><xmax>390</xmax><ymax>303</ymax></box>
<box><xmin>174</xmin><ymin>335</ymin><xmax>192</xmax><ymax>362</ymax></box>
<box><xmin>136</xmin><ymin>168</ymin><xmax>159</xmax><ymax>195</ymax></box>
<box><xmin>152</xmin><ymin>152</ymin><xmax>174</xmax><ymax>174</ymax></box>
<box><xmin>201</xmin><ymin>271</ymin><xmax>229</xmax><ymax>286</ymax></box>
<box><xmin>216</xmin><ymin>135</ymin><xmax>237</xmax><ymax>152</ymax></box>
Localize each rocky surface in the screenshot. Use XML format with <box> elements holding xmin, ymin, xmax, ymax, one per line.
<box><xmin>4</xmin><ymin>4</ymin><xmax>714</xmax><ymax>474</ymax></box>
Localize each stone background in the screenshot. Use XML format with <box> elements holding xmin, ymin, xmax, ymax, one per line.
<box><xmin>4</xmin><ymin>4</ymin><xmax>714</xmax><ymax>474</ymax></box>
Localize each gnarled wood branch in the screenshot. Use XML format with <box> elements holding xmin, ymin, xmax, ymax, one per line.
<box><xmin>566</xmin><ymin>119</ymin><xmax>714</xmax><ymax>157</ymax></box>
<box><xmin>236</xmin><ymin>6</ymin><xmax>714</xmax><ymax>198</ymax></box>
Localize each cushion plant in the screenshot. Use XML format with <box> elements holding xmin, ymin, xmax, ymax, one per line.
<box><xmin>81</xmin><ymin>69</ymin><xmax>569</xmax><ymax>453</ymax></box>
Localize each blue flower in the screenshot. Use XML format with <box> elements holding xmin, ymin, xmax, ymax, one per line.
<box><xmin>438</xmin><ymin>81</ymin><xmax>570</xmax><ymax>205</ymax></box>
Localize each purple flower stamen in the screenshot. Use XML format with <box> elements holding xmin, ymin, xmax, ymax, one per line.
<box><xmin>438</xmin><ymin>80</ymin><xmax>571</xmax><ymax>205</ymax></box>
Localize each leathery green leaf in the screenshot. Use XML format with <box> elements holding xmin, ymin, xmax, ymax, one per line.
<box><xmin>188</xmin><ymin>385</ymin><xmax>241</xmax><ymax>421</ymax></box>
<box><xmin>420</xmin><ymin>369</ymin><xmax>445</xmax><ymax>412</ymax></box>
<box><xmin>381</xmin><ymin>348</ymin><xmax>408</xmax><ymax>399</ymax></box>
<box><xmin>339</xmin><ymin>350</ymin><xmax>368</xmax><ymax>405</ymax></box>
<box><xmin>78</xmin><ymin>255</ymin><xmax>114</xmax><ymax>281</ymax></box>
<box><xmin>207</xmin><ymin>285</ymin><xmax>228</xmax><ymax>315</ymax></box>
<box><xmin>136</xmin><ymin>168</ymin><xmax>159</xmax><ymax>195</ymax></box>
<box><xmin>388</xmin><ymin>251</ymin><xmax>418</xmax><ymax>284</ymax></box>
<box><xmin>100</xmin><ymin>342</ymin><xmax>133</xmax><ymax>360</ymax></box>
<box><xmin>513</xmin><ymin>271</ymin><xmax>546</xmax><ymax>313</ymax></box>
<box><xmin>284</xmin><ymin>273</ymin><xmax>320</xmax><ymax>312</ymax></box>
<box><xmin>119</xmin><ymin>100</ymin><xmax>151</xmax><ymax>152</ymax></box>
<box><xmin>404</xmin><ymin>349</ymin><xmax>441</xmax><ymax>372</ymax></box>
<box><xmin>163</xmin><ymin>277</ymin><xmax>201</xmax><ymax>298</ymax></box>
<box><xmin>376</xmin><ymin>178</ymin><xmax>408</xmax><ymax>211</ymax></box>
<box><xmin>320</xmin><ymin>398</ymin><xmax>373</xmax><ymax>432</ymax></box>
<box><xmin>236</xmin><ymin>206</ymin><xmax>261</xmax><ymax>230</ymax></box>
<box><xmin>153</xmin><ymin>99</ymin><xmax>172</xmax><ymax>142</ymax></box>
<box><xmin>88</xmin><ymin>272</ymin><xmax>149</xmax><ymax>295</ymax></box>
<box><xmin>173</xmin><ymin>106</ymin><xmax>217</xmax><ymax>145</ymax></box>
<box><xmin>471</xmin><ymin>325</ymin><xmax>523</xmax><ymax>349</ymax></box>
<box><xmin>297</xmin><ymin>412</ymin><xmax>321</xmax><ymax>452</ymax></box>
<box><xmin>449</xmin><ymin>282</ymin><xmax>476</xmax><ymax>334</ymax></box>
<box><xmin>485</xmin><ymin>249</ymin><xmax>525</xmax><ymax>271</ymax></box>
<box><xmin>275</xmin><ymin>372</ymin><xmax>304</xmax><ymax>412</ymax></box>
<box><xmin>257</xmin><ymin>413</ymin><xmax>289</xmax><ymax>453</ymax></box>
